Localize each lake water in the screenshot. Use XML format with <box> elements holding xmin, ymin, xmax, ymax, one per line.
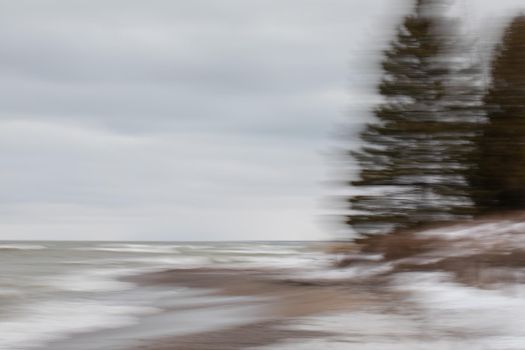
<box><xmin>0</xmin><ymin>241</ymin><xmax>332</xmax><ymax>350</ymax></box>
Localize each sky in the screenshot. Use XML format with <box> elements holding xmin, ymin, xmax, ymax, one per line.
<box><xmin>1</xmin><ymin>0</ymin><xmax>524</xmax><ymax>241</ymax></box>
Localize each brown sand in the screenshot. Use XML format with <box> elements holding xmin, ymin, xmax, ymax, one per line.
<box><xmin>134</xmin><ymin>320</ymin><xmax>331</xmax><ymax>350</ymax></box>
<box><xmin>126</xmin><ymin>268</ymin><xmax>379</xmax><ymax>350</ymax></box>
<box><xmin>130</xmin><ymin>213</ymin><xmax>525</xmax><ymax>349</ymax></box>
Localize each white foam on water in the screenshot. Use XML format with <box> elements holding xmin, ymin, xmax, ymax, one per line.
<box><xmin>126</xmin><ymin>256</ymin><xmax>212</xmax><ymax>269</ymax></box>
<box><xmin>0</xmin><ymin>244</ymin><xmax>46</xmax><ymax>251</ymax></box>
<box><xmin>0</xmin><ymin>300</ymin><xmax>159</xmax><ymax>350</ymax></box>
<box><xmin>208</xmin><ymin>248</ymin><xmax>301</xmax><ymax>255</ymax></box>
<box><xmin>0</xmin><ymin>287</ymin><xmax>22</xmax><ymax>297</ymax></box>
<box><xmin>44</xmin><ymin>268</ymin><xmax>138</xmax><ymax>293</ymax></box>
<box><xmin>77</xmin><ymin>244</ymin><xmax>182</xmax><ymax>254</ymax></box>
<box><xmin>0</xmin><ymin>241</ymin><xmax>329</xmax><ymax>350</ymax></box>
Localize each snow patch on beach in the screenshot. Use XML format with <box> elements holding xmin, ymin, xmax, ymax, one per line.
<box><xmin>394</xmin><ymin>272</ymin><xmax>525</xmax><ymax>344</ymax></box>
<box><xmin>252</xmin><ymin>271</ymin><xmax>525</xmax><ymax>350</ymax></box>
<box><xmin>249</xmin><ymin>311</ymin><xmax>427</xmax><ymax>350</ymax></box>
<box><xmin>418</xmin><ymin>221</ymin><xmax>525</xmax><ymax>254</ymax></box>
<box><xmin>291</xmin><ymin>263</ymin><xmax>393</xmax><ymax>281</ymax></box>
<box><xmin>213</xmin><ymin>254</ymin><xmax>329</xmax><ymax>270</ymax></box>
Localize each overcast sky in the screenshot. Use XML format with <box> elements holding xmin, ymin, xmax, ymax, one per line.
<box><xmin>1</xmin><ymin>0</ymin><xmax>524</xmax><ymax>241</ymax></box>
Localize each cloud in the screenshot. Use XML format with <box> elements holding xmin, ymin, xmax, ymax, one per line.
<box><xmin>2</xmin><ymin>0</ymin><xmax>523</xmax><ymax>240</ymax></box>
<box><xmin>0</xmin><ymin>119</ymin><xmax>326</xmax><ymax>240</ymax></box>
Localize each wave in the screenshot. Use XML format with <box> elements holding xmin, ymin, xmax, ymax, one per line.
<box><xmin>77</xmin><ymin>244</ymin><xmax>182</xmax><ymax>254</ymax></box>
<box><xmin>0</xmin><ymin>300</ymin><xmax>159</xmax><ymax>350</ymax></box>
<box><xmin>44</xmin><ymin>268</ymin><xmax>137</xmax><ymax>293</ymax></box>
<box><xmin>127</xmin><ymin>256</ymin><xmax>212</xmax><ymax>269</ymax></box>
<box><xmin>0</xmin><ymin>244</ymin><xmax>46</xmax><ymax>251</ymax></box>
<box><xmin>206</xmin><ymin>248</ymin><xmax>300</xmax><ymax>256</ymax></box>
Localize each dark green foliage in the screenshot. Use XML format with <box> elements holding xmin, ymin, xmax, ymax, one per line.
<box><xmin>347</xmin><ymin>0</ymin><xmax>483</xmax><ymax>235</ymax></box>
<box><xmin>471</xmin><ymin>16</ymin><xmax>525</xmax><ymax>211</ymax></box>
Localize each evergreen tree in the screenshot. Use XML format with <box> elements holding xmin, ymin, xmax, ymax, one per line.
<box><xmin>471</xmin><ymin>15</ymin><xmax>525</xmax><ymax>211</ymax></box>
<box><xmin>347</xmin><ymin>0</ymin><xmax>482</xmax><ymax>236</ymax></box>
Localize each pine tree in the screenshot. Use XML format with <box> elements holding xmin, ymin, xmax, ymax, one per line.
<box><xmin>471</xmin><ymin>15</ymin><xmax>525</xmax><ymax>211</ymax></box>
<box><xmin>347</xmin><ymin>0</ymin><xmax>482</xmax><ymax>236</ymax></box>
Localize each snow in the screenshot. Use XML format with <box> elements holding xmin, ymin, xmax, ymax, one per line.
<box><xmin>253</xmin><ymin>217</ymin><xmax>525</xmax><ymax>350</ymax></box>
<box><xmin>252</xmin><ymin>272</ymin><xmax>525</xmax><ymax>350</ymax></box>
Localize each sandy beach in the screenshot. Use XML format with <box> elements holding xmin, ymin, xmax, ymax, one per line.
<box><xmin>125</xmin><ymin>267</ymin><xmax>381</xmax><ymax>350</ymax></box>
<box><xmin>12</xmin><ymin>241</ymin><xmax>376</xmax><ymax>350</ymax></box>
<box><xmin>123</xmin><ymin>218</ymin><xmax>525</xmax><ymax>349</ymax></box>
<box><xmin>6</xmin><ymin>220</ymin><xmax>525</xmax><ymax>350</ymax></box>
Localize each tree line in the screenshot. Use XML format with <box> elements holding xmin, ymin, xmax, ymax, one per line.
<box><xmin>347</xmin><ymin>0</ymin><xmax>525</xmax><ymax>236</ymax></box>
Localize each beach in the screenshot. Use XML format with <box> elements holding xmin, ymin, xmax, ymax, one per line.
<box><xmin>5</xmin><ymin>221</ymin><xmax>525</xmax><ymax>350</ymax></box>
<box><xmin>125</xmin><ymin>267</ymin><xmax>374</xmax><ymax>350</ymax></box>
<box><xmin>40</xmin><ymin>263</ymin><xmax>387</xmax><ymax>350</ymax></box>
<box><xmin>1</xmin><ymin>241</ymin><xmax>362</xmax><ymax>350</ymax></box>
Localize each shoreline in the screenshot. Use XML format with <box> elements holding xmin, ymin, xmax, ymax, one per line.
<box><xmin>10</xmin><ymin>218</ymin><xmax>525</xmax><ymax>350</ymax></box>
<box><xmin>123</xmin><ymin>267</ymin><xmax>380</xmax><ymax>350</ymax></box>
<box><xmin>35</xmin><ymin>265</ymin><xmax>383</xmax><ymax>350</ymax></box>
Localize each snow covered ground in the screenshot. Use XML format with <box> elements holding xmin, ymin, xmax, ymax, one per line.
<box><xmin>253</xmin><ymin>218</ymin><xmax>525</xmax><ymax>349</ymax></box>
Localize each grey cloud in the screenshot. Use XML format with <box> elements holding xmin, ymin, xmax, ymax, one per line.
<box><xmin>3</xmin><ymin>0</ymin><xmax>522</xmax><ymax>240</ymax></box>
